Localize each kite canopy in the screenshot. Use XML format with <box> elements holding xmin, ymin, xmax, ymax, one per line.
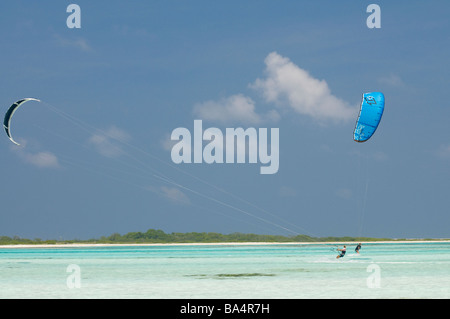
<box><xmin>353</xmin><ymin>92</ymin><xmax>385</xmax><ymax>143</ymax></box>
<box><xmin>3</xmin><ymin>98</ymin><xmax>41</xmax><ymax>145</ymax></box>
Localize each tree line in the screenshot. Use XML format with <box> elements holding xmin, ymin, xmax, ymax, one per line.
<box><xmin>0</xmin><ymin>229</ymin><xmax>402</xmax><ymax>245</ymax></box>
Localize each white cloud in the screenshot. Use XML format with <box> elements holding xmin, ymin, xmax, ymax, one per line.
<box><xmin>147</xmin><ymin>185</ymin><xmax>191</xmax><ymax>205</ymax></box>
<box><xmin>378</xmin><ymin>74</ymin><xmax>405</xmax><ymax>87</ymax></box>
<box><xmin>193</xmin><ymin>94</ymin><xmax>280</xmax><ymax>125</ymax></box>
<box><xmin>88</xmin><ymin>126</ymin><xmax>131</xmax><ymax>158</ymax></box>
<box><xmin>11</xmin><ymin>141</ymin><xmax>59</xmax><ymax>169</ymax></box>
<box><xmin>160</xmin><ymin>186</ymin><xmax>191</xmax><ymax>205</ymax></box>
<box><xmin>161</xmin><ymin>133</ymin><xmax>177</xmax><ymax>151</ymax></box>
<box><xmin>23</xmin><ymin>151</ymin><xmax>59</xmax><ymax>168</ymax></box>
<box><xmin>251</xmin><ymin>52</ymin><xmax>355</xmax><ymax>122</ymax></box>
<box><xmin>192</xmin><ymin>52</ymin><xmax>355</xmax><ymax>127</ymax></box>
<box><xmin>54</xmin><ymin>34</ymin><xmax>92</xmax><ymax>52</ymax></box>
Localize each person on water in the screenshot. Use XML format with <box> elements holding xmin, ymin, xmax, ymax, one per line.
<box><xmin>336</xmin><ymin>246</ymin><xmax>346</xmax><ymax>259</ymax></box>
<box><xmin>355</xmin><ymin>243</ymin><xmax>362</xmax><ymax>254</ymax></box>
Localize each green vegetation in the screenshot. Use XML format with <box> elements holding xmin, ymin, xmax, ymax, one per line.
<box><xmin>1</xmin><ymin>229</ymin><xmax>443</xmax><ymax>245</ymax></box>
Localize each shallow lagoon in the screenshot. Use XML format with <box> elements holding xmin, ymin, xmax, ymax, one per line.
<box><xmin>0</xmin><ymin>242</ymin><xmax>449</xmax><ymax>298</ymax></box>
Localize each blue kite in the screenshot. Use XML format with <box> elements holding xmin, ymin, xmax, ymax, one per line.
<box><xmin>353</xmin><ymin>92</ymin><xmax>385</xmax><ymax>143</ymax></box>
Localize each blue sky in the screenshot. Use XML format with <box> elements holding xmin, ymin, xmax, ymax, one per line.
<box><xmin>1</xmin><ymin>1</ymin><xmax>449</xmax><ymax>240</ymax></box>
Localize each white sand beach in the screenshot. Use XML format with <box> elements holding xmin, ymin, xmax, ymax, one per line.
<box><xmin>1</xmin><ymin>240</ymin><xmax>449</xmax><ymax>249</ymax></box>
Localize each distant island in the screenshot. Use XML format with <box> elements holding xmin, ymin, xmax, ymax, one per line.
<box><xmin>1</xmin><ymin>229</ymin><xmax>447</xmax><ymax>245</ymax></box>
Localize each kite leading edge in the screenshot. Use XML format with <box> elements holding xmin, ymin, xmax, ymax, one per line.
<box><xmin>3</xmin><ymin>98</ymin><xmax>41</xmax><ymax>146</ymax></box>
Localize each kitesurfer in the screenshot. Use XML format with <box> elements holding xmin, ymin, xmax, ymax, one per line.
<box><xmin>355</xmin><ymin>243</ymin><xmax>362</xmax><ymax>254</ymax></box>
<box><xmin>336</xmin><ymin>246</ymin><xmax>346</xmax><ymax>259</ymax></box>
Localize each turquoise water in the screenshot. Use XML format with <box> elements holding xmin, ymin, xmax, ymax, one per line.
<box><xmin>0</xmin><ymin>242</ymin><xmax>449</xmax><ymax>298</ymax></box>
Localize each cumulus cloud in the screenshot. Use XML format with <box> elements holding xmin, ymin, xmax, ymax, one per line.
<box><xmin>251</xmin><ymin>52</ymin><xmax>355</xmax><ymax>122</ymax></box>
<box><xmin>22</xmin><ymin>151</ymin><xmax>59</xmax><ymax>168</ymax></box>
<box><xmin>88</xmin><ymin>126</ymin><xmax>131</xmax><ymax>158</ymax></box>
<box><xmin>10</xmin><ymin>141</ymin><xmax>60</xmax><ymax>169</ymax></box>
<box><xmin>147</xmin><ymin>185</ymin><xmax>191</xmax><ymax>205</ymax></box>
<box><xmin>189</xmin><ymin>52</ymin><xmax>354</xmax><ymax>131</ymax></box>
<box><xmin>193</xmin><ymin>94</ymin><xmax>280</xmax><ymax>125</ymax></box>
